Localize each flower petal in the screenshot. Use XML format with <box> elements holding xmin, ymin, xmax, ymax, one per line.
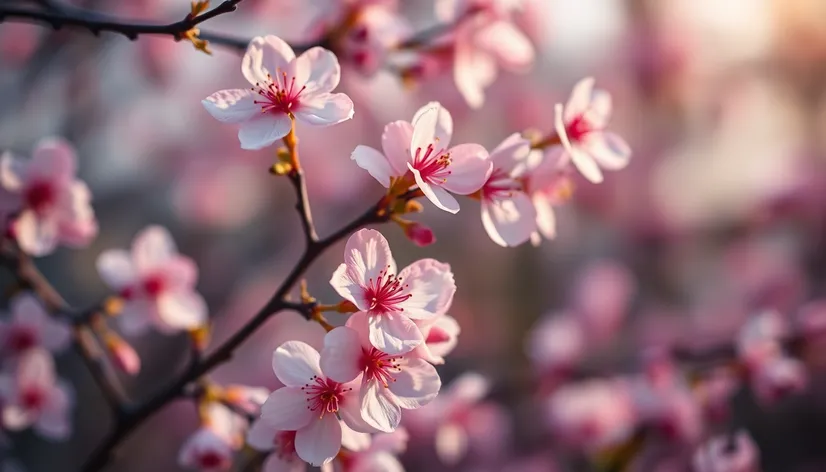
<box><xmin>481</xmin><ymin>192</ymin><xmax>537</xmax><ymax>247</ymax></box>
<box><xmin>360</xmin><ymin>380</ymin><xmax>401</xmax><ymax>433</ymax></box>
<box><xmin>15</xmin><ymin>210</ymin><xmax>58</xmax><ymax>257</ymax></box>
<box><xmin>351</xmin><ymin>145</ymin><xmax>394</xmax><ymax>188</ymax></box>
<box><xmin>440</xmin><ymin>144</ymin><xmax>492</xmax><ymax>195</ymax></box>
<box><xmin>390</xmin><ymin>358</ymin><xmax>441</xmax><ymax>409</ymax></box>
<box><xmin>421</xmin><ymin>315</ymin><xmax>460</xmax><ymax>362</ymax></box>
<box><xmin>320</xmin><ymin>327</ymin><xmax>363</xmax><ymax>384</ymax></box>
<box><xmin>410</xmin><ymin>167</ymin><xmax>460</xmax><ymax>214</ymax></box>
<box><xmin>381</xmin><ymin>121</ymin><xmax>414</xmax><ymax>175</ymax></box>
<box><xmin>31</xmin><ymin>137</ymin><xmax>76</xmax><ymax>183</ymax></box>
<box><xmin>294</xmin><ymin>92</ymin><xmax>354</xmax><ymax>127</ymax></box>
<box><xmin>453</xmin><ymin>37</ymin><xmax>497</xmax><ymax>109</ymax></box>
<box><xmin>238</xmin><ymin>114</ymin><xmax>293</xmax><ymax>150</ymax></box>
<box><xmin>340</xmin><ymin>422</ymin><xmax>372</xmax><ymax>452</ymax></box>
<box><xmin>96</xmin><ymin>249</ymin><xmax>137</xmax><ymax>291</ymax></box>
<box><xmin>564</xmin><ymin>77</ymin><xmax>595</xmax><ymax>123</ymax></box>
<box><xmin>260</xmin><ymin>387</ymin><xmax>314</xmax><ymax>431</ymax></box>
<box><xmin>132</xmin><ymin>226</ymin><xmax>176</xmax><ymax>271</ymax></box>
<box><xmin>330</xmin><ymin>229</ymin><xmax>396</xmax><ymax>310</ymax></box>
<box><xmin>155</xmin><ymin>291</ymin><xmax>207</xmax><ymax>332</ymax></box>
<box><xmin>295</xmin><ymin>414</ymin><xmax>341</xmax><ymax>466</ymax></box>
<box><xmin>118</xmin><ymin>300</ymin><xmax>153</xmax><ymax>336</ymax></box>
<box><xmin>475</xmin><ymin>21</ymin><xmax>534</xmax><ymax>72</ymax></box>
<box><xmin>243</xmin><ymin>35</ymin><xmax>296</xmax><ymax>85</ymax></box>
<box><xmin>273</xmin><ymin>341</ymin><xmax>323</xmax><ymax>387</ymax></box>
<box><xmin>533</xmin><ymin>194</ymin><xmax>557</xmax><ymax>239</ymax></box>
<box><xmin>338</xmin><ymin>378</ymin><xmax>378</xmax><ymax>434</ymax></box>
<box><xmin>202</xmin><ymin>89</ymin><xmax>260</xmax><ymax>123</ymax></box>
<box><xmin>489</xmin><ymin>133</ymin><xmax>531</xmax><ymax>174</ymax></box>
<box><xmin>583</xmin><ymin>132</ymin><xmax>631</xmax><ymax>171</ymax></box>
<box><xmin>17</xmin><ymin>348</ymin><xmax>54</xmax><ymax>389</ymax></box>
<box><xmin>35</xmin><ymin>382</ymin><xmax>72</xmax><ymax>440</ymax></box>
<box><xmin>555</xmin><ymin>104</ymin><xmax>603</xmax><ymax>183</ymax></box>
<box><xmin>397</xmin><ymin>259</ymin><xmax>455</xmax><ymax>320</ymax></box>
<box><xmin>298</xmin><ymin>47</ymin><xmax>341</xmax><ymax>93</ymax></box>
<box><xmin>411</xmin><ymin>102</ymin><xmax>452</xmax><ymax>150</ymax></box>
<box><xmin>0</xmin><ymin>153</ymin><xmax>25</xmax><ymax>192</ymax></box>
<box><xmin>368</xmin><ymin>313</ymin><xmax>423</xmax><ymax>355</ymax></box>
<box><xmin>246</xmin><ymin>419</ymin><xmax>277</xmax><ymax>451</ymax></box>
<box><xmin>435</xmin><ymin>423</ymin><xmax>468</xmax><ymax>465</ymax></box>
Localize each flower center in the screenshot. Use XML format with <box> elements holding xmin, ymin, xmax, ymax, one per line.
<box><xmin>24</xmin><ymin>180</ymin><xmax>56</xmax><ymax>215</ymax></box>
<box><xmin>273</xmin><ymin>430</ymin><xmax>298</xmax><ymax>460</ymax></box>
<box><xmin>21</xmin><ymin>387</ymin><xmax>45</xmax><ymax>410</ymax></box>
<box><xmin>359</xmin><ymin>347</ymin><xmax>401</xmax><ymax>388</ymax></box>
<box><xmin>253</xmin><ymin>71</ymin><xmax>306</xmax><ymax>115</ymax></box>
<box><xmin>363</xmin><ymin>265</ymin><xmax>411</xmax><ymax>314</ymax></box>
<box><xmin>565</xmin><ymin>114</ymin><xmax>595</xmax><ymax>143</ymax></box>
<box><xmin>412</xmin><ymin>143</ymin><xmax>451</xmax><ymax>184</ymax></box>
<box><xmin>7</xmin><ymin>326</ymin><xmax>38</xmax><ymax>353</ymax></box>
<box><xmin>426</xmin><ymin>326</ymin><xmax>451</xmax><ymax>344</ymax></box>
<box><xmin>482</xmin><ymin>168</ymin><xmax>519</xmax><ymax>201</ymax></box>
<box><xmin>196</xmin><ymin>450</ymin><xmax>226</xmax><ymax>469</ymax></box>
<box><xmin>302</xmin><ymin>375</ymin><xmax>350</xmax><ymax>418</ymax></box>
<box><xmin>142</xmin><ymin>274</ymin><xmax>166</xmax><ymax>298</ymax></box>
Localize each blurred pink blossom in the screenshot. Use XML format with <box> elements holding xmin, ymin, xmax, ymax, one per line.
<box><xmin>571</xmin><ymin>260</ymin><xmax>636</xmax><ymax>344</ymax></box>
<box><xmin>692</xmin><ymin>431</ymin><xmax>760</xmax><ymax>472</ymax></box>
<box><xmin>750</xmin><ymin>355</ymin><xmax>807</xmax><ymax>405</ymax></box>
<box><xmin>246</xmin><ymin>420</ymin><xmax>304</xmax><ymax>472</ymax></box>
<box><xmin>0</xmin><ymin>294</ymin><xmax>70</xmax><ymax>358</ymax></box>
<box><xmin>526</xmin><ymin>312</ymin><xmax>584</xmax><ymax>380</ymax></box>
<box><xmin>325</xmin><ymin>428</ymin><xmax>408</xmax><ymax>472</ymax></box>
<box><xmin>413</xmin><ymin>313</ymin><xmax>460</xmax><ymax>365</ymax></box>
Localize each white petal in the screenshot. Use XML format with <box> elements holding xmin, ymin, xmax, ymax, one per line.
<box><xmin>411</xmin><ymin>102</ymin><xmax>452</xmax><ymax>150</ymax></box>
<box><xmin>330</xmin><ymin>229</ymin><xmax>396</xmax><ymax>310</ymax></box>
<box><xmin>381</xmin><ymin>121</ymin><xmax>415</xmax><ymax>176</ymax></box>
<box><xmin>440</xmin><ymin>143</ymin><xmax>492</xmax><ymax>195</ymax></box>
<box><xmin>320</xmin><ymin>327</ymin><xmax>362</xmax><ymax>383</ymax></box>
<box><xmin>294</xmin><ymin>415</ymin><xmax>341</xmax><ymax>466</ymax></box>
<box><xmin>0</xmin><ymin>153</ymin><xmax>25</xmax><ymax>192</ymax></box>
<box><xmin>397</xmin><ymin>259</ymin><xmax>455</xmax><ymax>320</ymax></box>
<box><xmin>338</xmin><ymin>379</ymin><xmax>378</xmax><ymax>434</ymax></box>
<box><xmin>555</xmin><ymin>104</ymin><xmax>603</xmax><ymax>183</ymax></box>
<box><xmin>390</xmin><ymin>358</ymin><xmax>441</xmax><ymax>409</ymax></box>
<box><xmin>31</xmin><ymin>137</ymin><xmax>76</xmax><ymax>182</ymax></box>
<box><xmin>435</xmin><ymin>423</ymin><xmax>468</xmax><ymax>465</ymax></box>
<box><xmin>475</xmin><ymin>21</ymin><xmax>535</xmax><ymax>72</ymax></box>
<box><xmin>453</xmin><ymin>37</ymin><xmax>497</xmax><ymax>109</ymax></box>
<box><xmin>586</xmin><ymin>89</ymin><xmax>613</xmax><ymax>129</ymax></box>
<box><xmin>298</xmin><ymin>47</ymin><xmax>341</xmax><ymax>93</ymax></box>
<box><xmin>95</xmin><ymin>249</ymin><xmax>137</xmax><ymax>291</ymax></box>
<box><xmin>260</xmin><ymin>387</ymin><xmax>314</xmax><ymax>431</ymax></box>
<box><xmin>118</xmin><ymin>300</ymin><xmax>153</xmax><ymax>336</ymax></box>
<box><xmin>155</xmin><ymin>291</ymin><xmax>208</xmax><ymax>331</ymax></box>
<box><xmin>351</xmin><ymin>146</ymin><xmax>394</xmax><ymax>188</ymax></box>
<box><xmin>2</xmin><ymin>405</ymin><xmax>35</xmax><ymax>430</ymax></box>
<box><xmin>410</xmin><ymin>167</ymin><xmax>459</xmax><ymax>214</ymax></box>
<box><xmin>533</xmin><ymin>194</ymin><xmax>557</xmax><ymax>239</ymax></box>
<box><xmin>409</xmin><ymin>106</ymin><xmax>439</xmax><ymax>159</ymax></box>
<box><xmin>489</xmin><ymin>133</ymin><xmax>532</xmax><ymax>174</ymax></box>
<box><xmin>202</xmin><ymin>89</ymin><xmax>260</xmax><ymax>123</ymax></box>
<box><xmin>15</xmin><ymin>210</ymin><xmax>58</xmax><ymax>257</ymax></box>
<box><xmin>294</xmin><ymin>93</ymin><xmax>354</xmax><ymax>126</ymax></box>
<box><xmin>246</xmin><ymin>419</ymin><xmax>277</xmax><ymax>451</ymax></box>
<box><xmin>480</xmin><ymin>192</ymin><xmax>537</xmax><ymax>247</ymax></box>
<box><xmin>35</xmin><ymin>382</ymin><xmax>72</xmax><ymax>440</ymax></box>
<box><xmin>583</xmin><ymin>132</ymin><xmax>631</xmax><ymax>171</ymax></box>
<box><xmin>243</xmin><ymin>35</ymin><xmax>296</xmax><ymax>85</ymax></box>
<box><xmin>238</xmin><ymin>114</ymin><xmax>293</xmax><ymax>151</ymax></box>
<box><xmin>564</xmin><ymin>77</ymin><xmax>595</xmax><ymax>123</ymax></box>
<box><xmin>340</xmin><ymin>422</ymin><xmax>372</xmax><ymax>452</ymax></box>
<box><xmin>360</xmin><ymin>381</ymin><xmax>401</xmax><ymax>433</ymax></box>
<box><xmin>369</xmin><ymin>313</ymin><xmax>423</xmax><ymax>355</ymax></box>
<box><xmin>163</xmin><ymin>256</ymin><xmax>198</xmax><ymax>291</ymax></box>
<box><xmin>273</xmin><ymin>341</ymin><xmax>323</xmax><ymax>387</ymax></box>
<box><xmin>132</xmin><ymin>226</ymin><xmax>176</xmax><ymax>270</ymax></box>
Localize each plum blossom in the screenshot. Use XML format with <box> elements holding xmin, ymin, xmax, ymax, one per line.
<box><xmin>202</xmin><ymin>35</ymin><xmax>354</xmax><ymax>150</ymax></box>
<box><xmin>324</xmin><ymin>428</ymin><xmax>409</xmax><ymax>472</ymax></box>
<box><xmin>693</xmin><ymin>431</ymin><xmax>760</xmax><ymax>472</ymax></box>
<box><xmin>260</xmin><ymin>341</ymin><xmax>374</xmax><ymax>466</ymax></box>
<box><xmin>96</xmin><ymin>225</ymin><xmax>208</xmax><ymax>336</ymax></box>
<box><xmin>554</xmin><ymin>78</ymin><xmax>632</xmax><ymax>184</ymax></box>
<box><xmin>0</xmin><ymin>348</ymin><xmax>72</xmax><ymax>440</ymax></box>
<box><xmin>478</xmin><ymin>133</ymin><xmax>537</xmax><ymax>246</ymax></box>
<box><xmin>179</xmin><ymin>402</ymin><xmax>245</xmax><ymax>472</ymax></box>
<box><xmin>321</xmin><ymin>318</ymin><xmax>441</xmax><ymax>432</ymax></box>
<box><xmin>330</xmin><ymin>229</ymin><xmax>455</xmax><ymax>354</ymax></box>
<box><xmin>438</xmin><ymin>0</ymin><xmax>535</xmax><ymax>108</ymax></box>
<box><xmin>413</xmin><ymin>313</ymin><xmax>460</xmax><ymax>365</ymax></box>
<box><xmin>0</xmin><ymin>294</ymin><xmax>70</xmax><ymax>358</ymax></box>
<box><xmin>520</xmin><ymin>148</ymin><xmax>575</xmax><ymax>244</ymax></box>
<box><xmin>0</xmin><ymin>138</ymin><xmax>97</xmax><ymax>256</ymax></box>
<box><xmin>351</xmin><ymin>102</ymin><xmax>492</xmax><ymax>213</ymax></box>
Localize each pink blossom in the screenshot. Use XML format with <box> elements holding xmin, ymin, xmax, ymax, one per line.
<box><xmin>554</xmin><ymin>78</ymin><xmax>632</xmax><ymax>184</ymax></box>
<box><xmin>0</xmin><ymin>349</ymin><xmax>73</xmax><ymax>440</ymax></box>
<box><xmin>266</xmin><ymin>0</ymin><xmax>398</xmax><ymax>44</ymax></box>
<box><xmin>520</xmin><ymin>148</ymin><xmax>575</xmax><ymax>244</ymax></box>
<box><xmin>693</xmin><ymin>431</ymin><xmax>760</xmax><ymax>472</ymax></box>
<box><xmin>526</xmin><ymin>312</ymin><xmax>585</xmax><ymax>379</ymax></box>
<box><xmin>736</xmin><ymin>310</ymin><xmax>788</xmax><ymax>370</ymax></box>
<box><xmin>321</xmin><ymin>319</ymin><xmax>441</xmax><ymax>432</ymax></box>
<box><xmin>0</xmin><ymin>138</ymin><xmax>97</xmax><ymax>256</ymax></box>
<box><xmin>631</xmin><ymin>373</ymin><xmax>703</xmax><ymax>443</ymax></box>
<box><xmin>413</xmin><ymin>313</ymin><xmax>461</xmax><ymax>365</ymax></box>
<box><xmin>179</xmin><ymin>402</ymin><xmax>246</xmax><ymax>471</ymax></box>
<box><xmin>339</xmin><ymin>5</ymin><xmax>410</xmax><ymax>77</ymax></box>
<box><xmin>546</xmin><ymin>379</ymin><xmax>636</xmax><ymax>452</ymax></box>
<box><xmin>694</xmin><ymin>369</ymin><xmax>739</xmax><ymax>423</ymax></box>
<box><xmin>330</xmin><ymin>229</ymin><xmax>455</xmax><ymax>354</ymax></box>
<box><xmin>571</xmin><ymin>260</ymin><xmax>636</xmax><ymax>344</ymax></box>
<box><xmin>0</xmin><ymin>294</ymin><xmax>70</xmax><ymax>357</ymax></box>
<box><xmin>246</xmin><ymin>420</ymin><xmax>305</xmax><ymax>472</ymax></box>
<box><xmin>203</xmin><ymin>35</ymin><xmax>354</xmax><ymax>150</ymax></box>
<box><xmin>96</xmin><ymin>225</ymin><xmax>208</xmax><ymax>336</ymax></box>
<box><xmin>260</xmin><ymin>341</ymin><xmax>374</xmax><ymax>466</ymax></box>
<box><xmin>351</xmin><ymin>102</ymin><xmax>492</xmax><ymax>214</ymax></box>
<box><xmin>325</xmin><ymin>428</ymin><xmax>408</xmax><ymax>472</ymax></box>
<box><xmin>479</xmin><ymin>133</ymin><xmax>537</xmax><ymax>246</ymax></box>
<box><xmin>751</xmin><ymin>354</ymin><xmax>807</xmax><ymax>405</ymax></box>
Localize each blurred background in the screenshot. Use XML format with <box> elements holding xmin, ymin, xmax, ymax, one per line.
<box><xmin>3</xmin><ymin>0</ymin><xmax>826</xmax><ymax>470</ymax></box>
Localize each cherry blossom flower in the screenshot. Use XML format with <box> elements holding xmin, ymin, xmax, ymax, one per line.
<box><xmin>321</xmin><ymin>319</ymin><xmax>441</xmax><ymax>432</ymax></box>
<box><xmin>526</xmin><ymin>312</ymin><xmax>585</xmax><ymax>379</ymax></box>
<box><xmin>750</xmin><ymin>354</ymin><xmax>807</xmax><ymax>405</ymax></box>
<box><xmin>246</xmin><ymin>420</ymin><xmax>305</xmax><ymax>472</ymax></box>
<box><xmin>179</xmin><ymin>402</ymin><xmax>245</xmax><ymax>472</ymax></box>
<box><xmin>520</xmin><ymin>148</ymin><xmax>575</xmax><ymax>244</ymax></box>
<box><xmin>324</xmin><ymin>428</ymin><xmax>408</xmax><ymax>472</ymax></box>
<box><xmin>0</xmin><ymin>348</ymin><xmax>72</xmax><ymax>440</ymax></box>
<box><xmin>571</xmin><ymin>260</ymin><xmax>636</xmax><ymax>344</ymax></box>
<box><xmin>693</xmin><ymin>431</ymin><xmax>760</xmax><ymax>472</ymax></box>
<box><xmin>223</xmin><ymin>385</ymin><xmax>270</xmax><ymax>416</ymax></box>
<box><xmin>478</xmin><ymin>133</ymin><xmax>536</xmax><ymax>246</ymax></box>
<box><xmin>0</xmin><ymin>294</ymin><xmax>70</xmax><ymax>358</ymax></box>
<box><xmin>413</xmin><ymin>313</ymin><xmax>460</xmax><ymax>365</ymax></box>
<box><xmin>96</xmin><ymin>225</ymin><xmax>208</xmax><ymax>336</ymax></box>
<box><xmin>330</xmin><ymin>229</ymin><xmax>456</xmax><ymax>354</ymax></box>
<box><xmin>736</xmin><ymin>310</ymin><xmax>788</xmax><ymax>368</ymax></box>
<box><xmin>338</xmin><ymin>4</ymin><xmax>410</xmax><ymax>77</ymax></box>
<box><xmin>202</xmin><ymin>35</ymin><xmax>354</xmax><ymax>150</ymax></box>
<box><xmin>554</xmin><ymin>78</ymin><xmax>631</xmax><ymax>184</ymax></box>
<box><xmin>0</xmin><ymin>138</ymin><xmax>97</xmax><ymax>256</ymax></box>
<box><xmin>351</xmin><ymin>102</ymin><xmax>492</xmax><ymax>213</ymax></box>
<box><xmin>259</xmin><ymin>341</ymin><xmax>374</xmax><ymax>466</ymax></box>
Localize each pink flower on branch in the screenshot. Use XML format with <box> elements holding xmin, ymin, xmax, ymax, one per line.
<box><xmin>330</xmin><ymin>229</ymin><xmax>455</xmax><ymax>354</ymax></box>
<box><xmin>0</xmin><ymin>294</ymin><xmax>70</xmax><ymax>357</ymax></box>
<box><xmin>96</xmin><ymin>225</ymin><xmax>208</xmax><ymax>336</ymax></box>
<box><xmin>321</xmin><ymin>319</ymin><xmax>441</xmax><ymax>432</ymax></box>
<box><xmin>246</xmin><ymin>420</ymin><xmax>305</xmax><ymax>472</ymax></box>
<box><xmin>693</xmin><ymin>430</ymin><xmax>760</xmax><ymax>472</ymax></box>
<box><xmin>0</xmin><ymin>138</ymin><xmax>97</xmax><ymax>256</ymax></box>
<box><xmin>351</xmin><ymin>102</ymin><xmax>492</xmax><ymax>213</ymax></box>
<box><xmin>203</xmin><ymin>35</ymin><xmax>354</xmax><ymax>150</ymax></box>
<box><xmin>413</xmin><ymin>313</ymin><xmax>460</xmax><ymax>365</ymax></box>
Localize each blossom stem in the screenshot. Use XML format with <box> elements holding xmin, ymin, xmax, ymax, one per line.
<box><xmin>531</xmin><ymin>133</ymin><xmax>562</xmax><ymax>150</ymax></box>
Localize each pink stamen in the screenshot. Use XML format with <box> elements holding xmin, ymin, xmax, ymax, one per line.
<box><xmin>24</xmin><ymin>180</ymin><xmax>56</xmax><ymax>215</ymax></box>
<box><xmin>142</xmin><ymin>274</ymin><xmax>166</xmax><ymax>298</ymax></box>
<box><xmin>6</xmin><ymin>326</ymin><xmax>38</xmax><ymax>353</ymax></box>
<box><xmin>363</xmin><ymin>265</ymin><xmax>411</xmax><ymax>314</ymax></box>
<box><xmin>482</xmin><ymin>168</ymin><xmax>519</xmax><ymax>201</ymax></box>
<box><xmin>359</xmin><ymin>347</ymin><xmax>401</xmax><ymax>388</ymax></box>
<box><xmin>301</xmin><ymin>376</ymin><xmax>351</xmax><ymax>418</ymax></box>
<box><xmin>565</xmin><ymin>115</ymin><xmax>596</xmax><ymax>143</ymax></box>
<box><xmin>252</xmin><ymin>69</ymin><xmax>306</xmax><ymax>115</ymax></box>
<box><xmin>412</xmin><ymin>143</ymin><xmax>452</xmax><ymax>184</ymax></box>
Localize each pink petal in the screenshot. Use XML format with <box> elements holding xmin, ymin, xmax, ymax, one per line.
<box><xmin>338</xmin><ymin>378</ymin><xmax>377</xmax><ymax>434</ymax></box>
<box><xmin>389</xmin><ymin>358</ymin><xmax>441</xmax><ymax>409</ymax></box>
<box><xmin>11</xmin><ymin>293</ymin><xmax>48</xmax><ymax>326</ymax></box>
<box><xmin>532</xmin><ymin>194</ymin><xmax>557</xmax><ymax>239</ymax></box>
<box><xmin>132</xmin><ymin>226</ymin><xmax>176</xmax><ymax>271</ymax></box>
<box><xmin>453</xmin><ymin>37</ymin><xmax>497</xmax><ymax>109</ymax></box>
<box><xmin>15</xmin><ymin>210</ymin><xmax>58</xmax><ymax>257</ymax></box>
<box><xmin>340</xmin><ymin>422</ymin><xmax>372</xmax><ymax>452</ymax></box>
<box><xmin>564</xmin><ymin>77</ymin><xmax>595</xmax><ymax>123</ymax></box>
<box><xmin>261</xmin><ymin>387</ymin><xmax>314</xmax><ymax>431</ymax></box>
<box><xmin>0</xmin><ymin>153</ymin><xmax>25</xmax><ymax>192</ymax></box>
<box><xmin>351</xmin><ymin>145</ymin><xmax>394</xmax><ymax>188</ymax></box>
<box><xmin>583</xmin><ymin>132</ymin><xmax>631</xmax><ymax>171</ymax></box>
<box><xmin>320</xmin><ymin>327</ymin><xmax>362</xmax><ymax>383</ymax></box>
<box><xmin>96</xmin><ymin>249</ymin><xmax>137</xmax><ymax>291</ymax></box>
<box><xmin>2</xmin><ymin>405</ymin><xmax>35</xmax><ymax>431</ymax></box>
<box><xmin>35</xmin><ymin>381</ymin><xmax>72</xmax><ymax>440</ymax></box>
<box><xmin>118</xmin><ymin>299</ymin><xmax>153</xmax><ymax>336</ymax></box>
<box><xmin>422</xmin><ymin>315</ymin><xmax>460</xmax><ymax>361</ymax></box>
<box><xmin>435</xmin><ymin>423</ymin><xmax>468</xmax><ymax>465</ymax></box>
<box><xmin>330</xmin><ymin>229</ymin><xmax>396</xmax><ymax>311</ymax></box>
<box><xmin>475</xmin><ymin>21</ymin><xmax>535</xmax><ymax>72</ymax></box>
<box><xmin>273</xmin><ymin>341</ymin><xmax>323</xmax><ymax>387</ymax></box>
<box><xmin>555</xmin><ymin>104</ymin><xmax>603</xmax><ymax>183</ymax></box>
<box><xmin>39</xmin><ymin>318</ymin><xmax>71</xmax><ymax>353</ymax></box>
<box><xmin>440</xmin><ymin>144</ymin><xmax>492</xmax><ymax>195</ymax></box>
<box><xmin>298</xmin><ymin>47</ymin><xmax>341</xmax><ymax>93</ymax></box>
<box><xmin>263</xmin><ymin>453</ymin><xmax>305</xmax><ymax>472</ymax></box>
<box><xmin>381</xmin><ymin>121</ymin><xmax>415</xmax><ymax>176</ymax></box>
<box><xmin>30</xmin><ymin>137</ymin><xmax>76</xmax><ymax>183</ymax></box>
<box><xmin>238</xmin><ymin>114</ymin><xmax>293</xmax><ymax>150</ymax></box>
<box><xmin>360</xmin><ymin>380</ymin><xmax>401</xmax><ymax>433</ymax></box>
<box><xmin>242</xmin><ymin>35</ymin><xmax>296</xmax><ymax>85</ymax></box>
<box><xmin>397</xmin><ymin>259</ymin><xmax>455</xmax><ymax>320</ymax></box>
<box><xmin>294</xmin><ymin>414</ymin><xmax>341</xmax><ymax>466</ymax></box>
<box><xmin>17</xmin><ymin>348</ymin><xmax>54</xmax><ymax>390</ymax></box>
<box><xmin>155</xmin><ymin>291</ymin><xmax>207</xmax><ymax>331</ymax></box>
<box><xmin>245</xmin><ymin>421</ymin><xmax>275</xmax><ymax>451</ymax></box>
<box><xmin>371</xmin><ymin>428</ymin><xmax>409</xmax><ymax>454</ymax></box>
<box><xmin>586</xmin><ymin>89</ymin><xmax>612</xmax><ymax>129</ymax></box>
<box><xmin>489</xmin><ymin>133</ymin><xmax>532</xmax><ymax>174</ymax></box>
<box><xmin>202</xmin><ymin>89</ymin><xmax>260</xmax><ymax>124</ymax></box>
<box><xmin>409</xmin><ymin>106</ymin><xmax>440</xmax><ymax>160</ymax></box>
<box><xmin>480</xmin><ymin>192</ymin><xmax>537</xmax><ymax>247</ymax></box>
<box><xmin>368</xmin><ymin>313</ymin><xmax>423</xmax><ymax>355</ymax></box>
<box><xmin>411</xmin><ymin>102</ymin><xmax>453</xmax><ymax>150</ymax></box>
<box><xmin>294</xmin><ymin>92</ymin><xmax>354</xmax><ymax>127</ymax></box>
<box><xmin>55</xmin><ymin>181</ymin><xmax>97</xmax><ymax>247</ymax></box>
<box><xmin>163</xmin><ymin>256</ymin><xmax>198</xmax><ymax>290</ymax></box>
<box><xmin>409</xmin><ymin>168</ymin><xmax>460</xmax><ymax>214</ymax></box>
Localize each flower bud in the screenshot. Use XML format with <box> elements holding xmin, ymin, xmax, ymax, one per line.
<box><xmin>404</xmin><ymin>222</ymin><xmax>436</xmax><ymax>247</ymax></box>
<box><xmin>105</xmin><ymin>334</ymin><xmax>140</xmax><ymax>375</ymax></box>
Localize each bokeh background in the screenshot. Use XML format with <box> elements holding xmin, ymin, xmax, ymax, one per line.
<box><xmin>4</xmin><ymin>0</ymin><xmax>826</xmax><ymax>470</ymax></box>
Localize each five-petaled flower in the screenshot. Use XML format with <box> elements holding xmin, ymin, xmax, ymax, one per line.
<box><xmin>0</xmin><ymin>138</ymin><xmax>98</xmax><ymax>257</ymax></box>
<box><xmin>203</xmin><ymin>35</ymin><xmax>355</xmax><ymax>150</ymax></box>
<box><xmin>352</xmin><ymin>102</ymin><xmax>492</xmax><ymax>214</ymax></box>
<box><xmin>96</xmin><ymin>225</ymin><xmax>208</xmax><ymax>336</ymax></box>
<box><xmin>0</xmin><ymin>294</ymin><xmax>71</xmax><ymax>358</ymax></box>
<box><xmin>330</xmin><ymin>229</ymin><xmax>455</xmax><ymax>354</ymax></box>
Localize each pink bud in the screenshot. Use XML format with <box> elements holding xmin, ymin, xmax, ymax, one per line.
<box><xmin>106</xmin><ymin>336</ymin><xmax>141</xmax><ymax>375</ymax></box>
<box><xmin>405</xmin><ymin>222</ymin><xmax>436</xmax><ymax>247</ymax></box>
